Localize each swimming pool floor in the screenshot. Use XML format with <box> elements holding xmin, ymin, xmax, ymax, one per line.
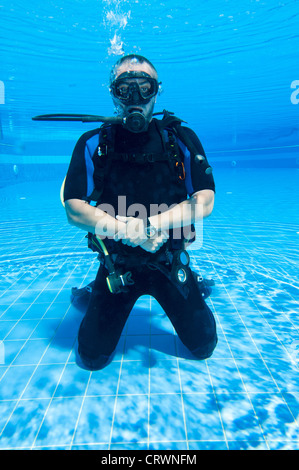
<box><xmin>0</xmin><ymin>167</ymin><xmax>298</xmax><ymax>450</ymax></box>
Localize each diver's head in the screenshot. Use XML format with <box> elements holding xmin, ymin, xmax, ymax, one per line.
<box><xmin>109</xmin><ymin>54</ymin><xmax>161</xmax><ymax>133</ymax></box>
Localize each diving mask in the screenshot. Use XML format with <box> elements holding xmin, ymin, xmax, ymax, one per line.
<box><xmin>110</xmin><ymin>71</ymin><xmax>160</xmax><ymax>105</ymax></box>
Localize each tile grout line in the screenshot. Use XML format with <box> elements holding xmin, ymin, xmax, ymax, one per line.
<box><xmin>29</xmin><ymin>347</ymin><xmax>75</xmax><ymax>450</ymax></box>
<box><xmin>0</xmin><ymin>253</ymin><xmax>87</xmax><ymax>442</ymax></box>
<box><xmin>148</xmin><ymin>295</ymin><xmax>152</xmax><ymax>450</ymax></box>
<box><xmin>0</xmin><ymin>255</ymin><xmax>78</xmax><ymax>384</ymax></box>
<box><xmin>176</xmin><ymin>356</ymin><xmax>189</xmax><ymax>450</ymax></box>
<box><xmin>203</xmin><ymin>238</ymin><xmax>288</xmax><ymax>447</ymax></box>
<box><xmin>205</xmin><ymin>246</ymin><xmax>272</xmax><ymax>448</ymax></box>
<box><xmin>65</xmin><ymin>260</ymin><xmax>98</xmax><ymax>450</ymax></box>
<box><xmin>69</xmin><ymin>370</ymin><xmax>93</xmax><ymax>449</ymax></box>
<box><xmin>209</xmin><ymin>240</ymin><xmax>299</xmax><ymax>430</ymax></box>
<box><xmin>225</xmin><ymin>231</ymin><xmax>299</xmax><ymax>328</ymax></box>
<box><xmin>107</xmin><ymin>334</ymin><xmax>127</xmax><ymax>450</ymax></box>
<box><xmin>204</xmin><ymin>355</ymin><xmax>230</xmax><ymax>450</ymax></box>
<box><xmin>31</xmin><ymin>257</ymin><xmax>97</xmax><ymax>449</ymax></box>
<box><xmin>190</xmin><ymin>245</ymin><xmax>229</xmax><ymax>449</ymax></box>
<box><xmin>0</xmin><ymin>234</ymin><xmax>86</xmax><ymax>339</ymax></box>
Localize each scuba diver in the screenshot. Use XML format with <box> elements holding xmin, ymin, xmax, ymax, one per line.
<box><xmin>61</xmin><ymin>54</ymin><xmax>217</xmax><ymax>370</ymax></box>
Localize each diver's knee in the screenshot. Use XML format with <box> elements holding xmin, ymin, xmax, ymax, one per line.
<box><xmin>191</xmin><ymin>334</ymin><xmax>218</xmax><ymax>360</ymax></box>
<box><xmin>77</xmin><ymin>347</ymin><xmax>111</xmax><ymax>371</ymax></box>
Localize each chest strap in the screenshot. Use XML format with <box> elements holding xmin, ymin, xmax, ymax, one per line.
<box><xmin>106</xmin><ymin>151</ymin><xmax>170</xmax><ymax>163</ymax></box>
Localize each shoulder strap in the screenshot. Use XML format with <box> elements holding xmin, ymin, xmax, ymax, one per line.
<box><xmin>154</xmin><ymin>110</ymin><xmax>186</xmax><ymax>131</ymax></box>
<box><xmin>156</xmin><ymin>110</ymin><xmax>208</xmax><ymax>162</ymax></box>
<box><xmin>157</xmin><ymin>110</ymin><xmax>213</xmax><ymax>182</ymax></box>
<box><xmin>85</xmin><ymin>124</ymin><xmax>113</xmax><ymax>203</ymax></box>
<box><xmin>161</xmin><ymin>127</ymin><xmax>186</xmax><ymax>181</ymax></box>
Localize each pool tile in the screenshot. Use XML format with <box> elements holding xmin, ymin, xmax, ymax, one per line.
<box><xmin>12</xmin><ymin>339</ymin><xmax>50</xmax><ymax>365</ymax></box>
<box><xmin>21</xmin><ymin>302</ymin><xmax>50</xmax><ymax>319</ymax></box>
<box><xmin>264</xmin><ymin>358</ymin><xmax>299</xmax><ymax>393</ymax></box>
<box><xmin>150</xmin><ymin>313</ymin><xmax>175</xmax><ymax>336</ymax></box>
<box><xmin>0</xmin><ymin>169</ymin><xmax>299</xmax><ymax>449</ymax></box>
<box><xmin>118</xmin><ymin>360</ymin><xmax>149</xmax><ymax>395</ymax></box>
<box><xmin>207</xmin><ymin>358</ymin><xmax>246</xmax><ymax>393</ymax></box>
<box><xmin>86</xmin><ymin>361</ymin><xmax>122</xmax><ymax>396</ymax></box>
<box><xmin>149</xmin><ymin>359</ymin><xmax>181</xmax><ymax>394</ymax></box>
<box><xmin>40</xmin><ymin>337</ymin><xmax>75</xmax><ymax>364</ymax></box>
<box><xmin>0</xmin><ymin>399</ymin><xmax>50</xmax><ymax>449</ymax></box>
<box><xmin>235</xmin><ymin>358</ymin><xmax>280</xmax><ymax>392</ymax></box>
<box><xmin>0</xmin><ymin>400</ymin><xmax>18</xmax><ymax>433</ymax></box>
<box><xmin>34</xmin><ymin>397</ymin><xmax>83</xmax><ymax>447</ymax></box>
<box><xmin>126</xmin><ymin>314</ymin><xmax>150</xmax><ymax>336</ymax></box>
<box><xmin>30</xmin><ymin>318</ymin><xmax>62</xmax><ymax>339</ymax></box>
<box><xmin>0</xmin><ymin>321</ymin><xmax>17</xmax><ymax>340</ymax></box>
<box><xmin>216</xmin><ymin>392</ymin><xmax>265</xmax><ymax>441</ymax></box>
<box><xmin>149</xmin><ymin>394</ymin><xmax>186</xmax><ymax>443</ymax></box>
<box><xmin>150</xmin><ymin>334</ymin><xmax>176</xmax><ymax>360</ymax></box>
<box><xmin>227</xmin><ymin>440</ymin><xmax>269</xmax><ymax>450</ymax></box>
<box><xmin>123</xmin><ymin>335</ymin><xmax>150</xmax><ymax>362</ymax></box>
<box><xmin>72</xmin><ymin>396</ymin><xmax>115</xmax><ymax>446</ymax></box>
<box><xmin>111</xmin><ymin>395</ymin><xmax>149</xmax><ymax>444</ymax></box>
<box><xmin>179</xmin><ymin>359</ymin><xmax>213</xmax><ymax>394</ymax></box>
<box><xmin>6</xmin><ymin>319</ymin><xmax>40</xmax><ymax>340</ymax></box>
<box><xmin>148</xmin><ymin>440</ymin><xmax>188</xmax><ymax>450</ymax></box>
<box><xmin>22</xmin><ymin>363</ymin><xmax>65</xmax><ymax>399</ymax></box>
<box><xmin>0</xmin><ymin>303</ymin><xmax>31</xmax><ymax>321</ymax></box>
<box><xmin>1</xmin><ymin>340</ymin><xmax>26</xmax><ymax>365</ymax></box>
<box><xmin>0</xmin><ymin>365</ymin><xmax>36</xmax><ymax>400</ymax></box>
<box><xmin>54</xmin><ymin>363</ymin><xmax>91</xmax><ymax>397</ymax></box>
<box><xmin>250</xmin><ymin>393</ymin><xmax>299</xmax><ymax>440</ymax></box>
<box><xmin>183</xmin><ymin>393</ymin><xmax>226</xmax><ymax>441</ymax></box>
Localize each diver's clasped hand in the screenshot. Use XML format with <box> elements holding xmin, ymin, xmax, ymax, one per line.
<box><xmin>114</xmin><ymin>216</ymin><xmax>168</xmax><ymax>253</ymax></box>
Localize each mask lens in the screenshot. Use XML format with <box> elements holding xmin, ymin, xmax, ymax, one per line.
<box><xmin>114</xmin><ymin>80</ymin><xmax>130</xmax><ymax>99</ymax></box>
<box><xmin>139</xmin><ymin>80</ymin><xmax>155</xmax><ymax>98</ymax></box>
<box><xmin>112</xmin><ymin>78</ymin><xmax>158</xmax><ymax>103</ymax></box>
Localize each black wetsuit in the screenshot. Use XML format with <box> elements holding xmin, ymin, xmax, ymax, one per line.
<box><xmin>64</xmin><ymin>119</ymin><xmax>217</xmax><ymax>370</ymax></box>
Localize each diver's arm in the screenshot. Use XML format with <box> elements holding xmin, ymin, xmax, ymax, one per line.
<box><xmin>114</xmin><ymin>189</ymin><xmax>214</xmax><ymax>251</ymax></box>
<box><xmin>64</xmin><ymin>199</ymin><xmax>126</xmax><ymax>237</ymax></box>
<box><xmin>148</xmin><ymin>189</ymin><xmax>215</xmax><ymax>231</ymax></box>
<box><xmin>65</xmin><ymin>199</ymin><xmax>165</xmax><ymax>252</ymax></box>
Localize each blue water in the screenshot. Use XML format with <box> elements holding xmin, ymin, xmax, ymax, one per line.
<box><xmin>1</xmin><ymin>0</ymin><xmax>299</xmax><ymax>451</ymax></box>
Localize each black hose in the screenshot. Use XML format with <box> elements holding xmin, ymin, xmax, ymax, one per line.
<box><xmin>32</xmin><ymin>114</ymin><xmax>123</xmax><ymax>124</ymax></box>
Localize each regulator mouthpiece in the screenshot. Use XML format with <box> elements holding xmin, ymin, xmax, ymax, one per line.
<box><xmin>123</xmin><ymin>111</ymin><xmax>148</xmax><ymax>133</ymax></box>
